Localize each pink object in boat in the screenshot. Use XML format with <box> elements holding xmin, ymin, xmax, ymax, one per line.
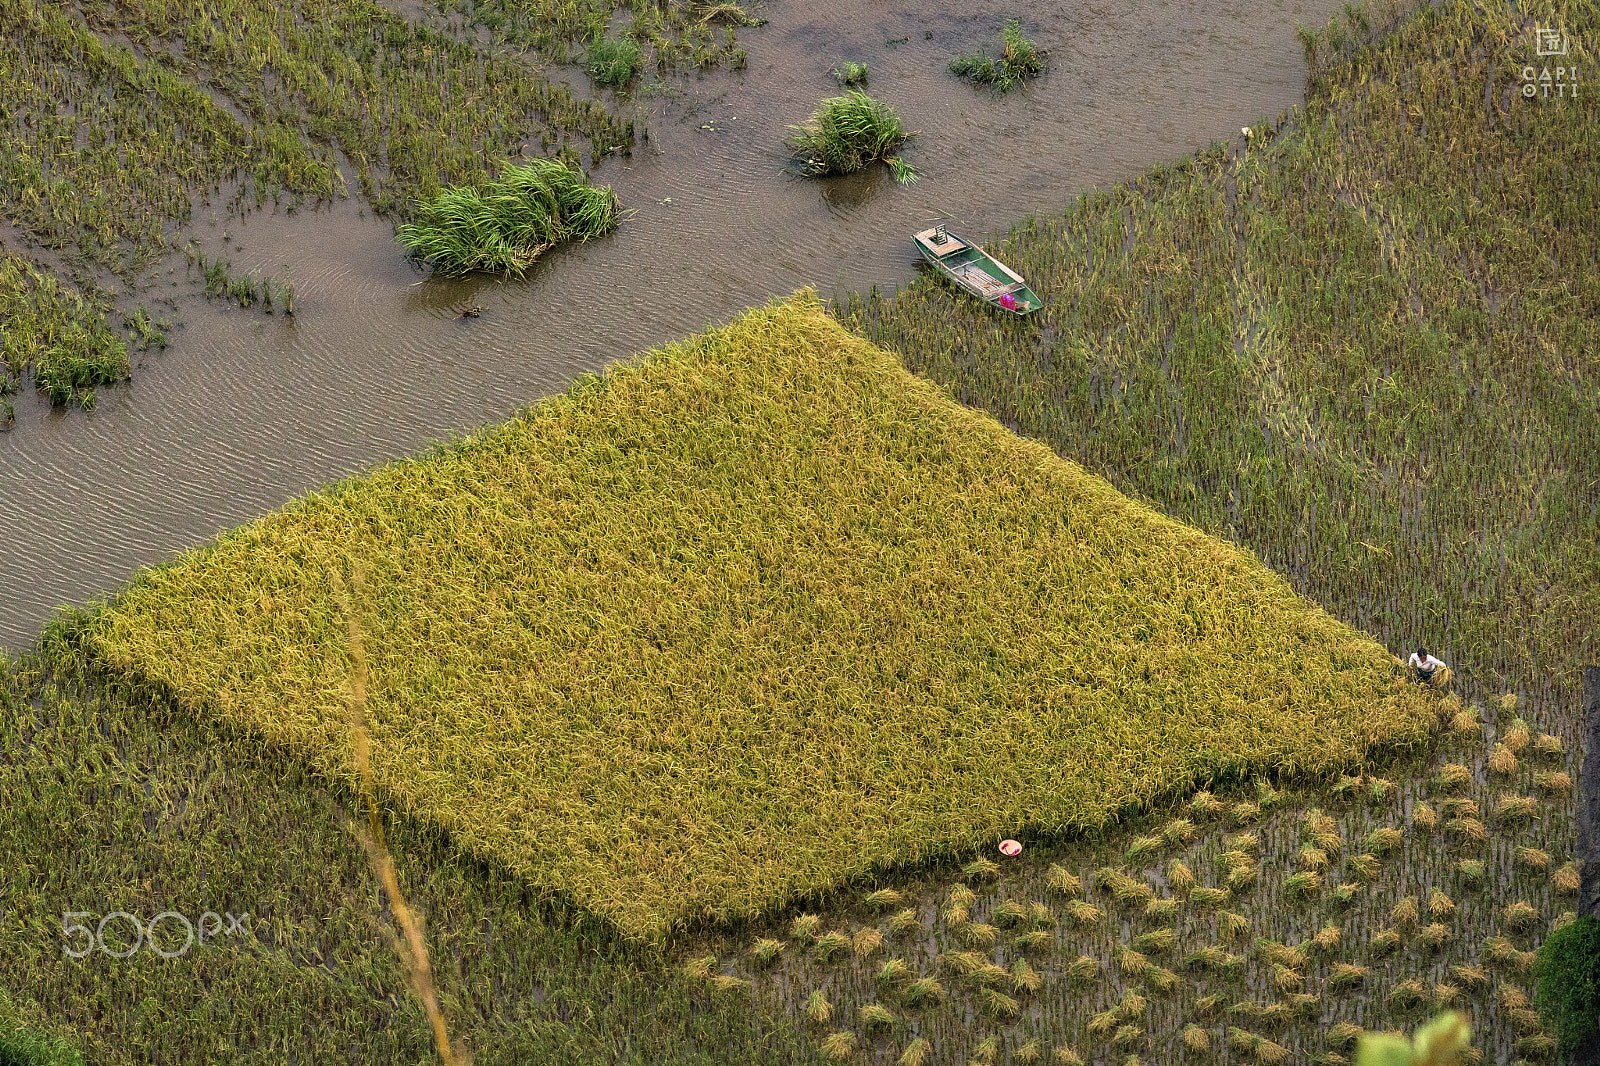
<box><xmin>999</xmin><ymin>292</ymin><xmax>1017</xmax><ymax>310</ymax></box>
<box><xmin>999</xmin><ymin>839</ymin><xmax>1022</xmax><ymax>857</ymax></box>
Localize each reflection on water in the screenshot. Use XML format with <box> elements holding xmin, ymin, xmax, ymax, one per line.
<box><xmin>0</xmin><ymin>0</ymin><xmax>1356</xmax><ymax>649</ymax></box>
<box><xmin>818</xmin><ymin>168</ymin><xmax>891</xmax><ymax>215</ymax></box>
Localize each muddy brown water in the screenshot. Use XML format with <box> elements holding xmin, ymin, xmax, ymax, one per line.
<box><xmin>0</xmin><ymin>0</ymin><xmax>1357</xmax><ymax>650</ymax></box>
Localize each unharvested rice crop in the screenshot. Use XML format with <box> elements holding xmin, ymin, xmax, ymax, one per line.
<box><xmin>69</xmin><ymin>292</ymin><xmax>1429</xmax><ymax>942</ymax></box>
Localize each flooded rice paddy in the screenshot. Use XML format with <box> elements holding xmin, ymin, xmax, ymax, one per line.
<box><xmin>0</xmin><ymin>0</ymin><xmax>1357</xmax><ymax>648</ymax></box>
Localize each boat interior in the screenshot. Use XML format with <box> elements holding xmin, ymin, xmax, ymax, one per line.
<box><xmin>952</xmin><ymin>260</ymin><xmax>1025</xmax><ymax>297</ymax></box>
<box><xmin>914</xmin><ymin>227</ymin><xmax>967</xmax><ymax>256</ymax></box>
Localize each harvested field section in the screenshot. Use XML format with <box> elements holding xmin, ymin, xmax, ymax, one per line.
<box><xmin>72</xmin><ymin>293</ymin><xmax>1430</xmax><ymax>942</ymax></box>
<box><xmin>688</xmin><ymin>694</ymin><xmax>1578</xmax><ymax>1065</ymax></box>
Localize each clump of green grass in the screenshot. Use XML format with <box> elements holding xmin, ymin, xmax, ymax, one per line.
<box><xmin>0</xmin><ymin>255</ymin><xmax>129</xmax><ymax>410</ymax></box>
<box><xmin>1367</xmin><ymin>826</ymin><xmax>1405</xmax><ymax>853</ymax></box>
<box><xmin>991</xmin><ymin>900</ymin><xmax>1027</xmax><ymax>927</ymax></box>
<box><xmin>586</xmin><ymin>35</ymin><xmax>643</xmax><ymax>86</ymax></box>
<box><xmin>858</xmin><ymin>1003</ymin><xmax>895</xmax><ymax>1029</ymax></box>
<box><xmin>395</xmin><ymin>159</ymin><xmax>620</xmax><ymax>277</ymax></box>
<box><xmin>832</xmin><ymin>61</ymin><xmax>868</xmax><ymax>86</ymax></box>
<box><xmin>1454</xmin><ymin>859</ymin><xmax>1487</xmax><ymax>888</ymax></box>
<box><xmin>958</xmin><ymin>922</ymin><xmax>997</xmax><ymax>947</ymax></box>
<box><xmin>876</xmin><ymin>957</ymin><xmax>911</xmax><ymax>987</ymax></box>
<box><xmin>805</xmin><ymin>988</ymin><xmax>832</xmax><ymax>1022</ymax></box>
<box><xmin>949</xmin><ymin>19</ymin><xmax>1044</xmax><ymax>93</ymax></box>
<box><xmin>787</xmin><ymin>90</ymin><xmax>918</xmax><ymax>183</ymax></box>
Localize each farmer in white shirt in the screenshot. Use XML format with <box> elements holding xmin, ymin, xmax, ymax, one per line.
<box><xmin>1408</xmin><ymin>648</ymin><xmax>1447</xmax><ymax>684</ymax></box>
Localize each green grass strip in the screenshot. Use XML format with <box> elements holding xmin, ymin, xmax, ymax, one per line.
<box><xmin>72</xmin><ymin>292</ymin><xmax>1431</xmax><ymax>943</ymax></box>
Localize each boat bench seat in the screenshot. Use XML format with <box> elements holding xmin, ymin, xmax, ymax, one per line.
<box><xmin>955</xmin><ymin>263</ymin><xmax>1023</xmax><ymax>296</ymax></box>
<box><xmin>918</xmin><ymin>230</ymin><xmax>966</xmax><ymax>255</ymax></box>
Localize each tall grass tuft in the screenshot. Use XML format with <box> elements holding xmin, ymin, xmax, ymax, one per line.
<box><xmin>395</xmin><ymin>160</ymin><xmax>620</xmax><ymax>277</ymax></box>
<box><xmin>787</xmin><ymin>91</ymin><xmax>918</xmax><ymax>183</ymax></box>
<box><xmin>949</xmin><ymin>20</ymin><xmax>1044</xmax><ymax>92</ymax></box>
<box><xmin>586</xmin><ymin>36</ymin><xmax>642</xmax><ymax>86</ymax></box>
<box><xmin>832</xmin><ymin>61</ymin><xmax>868</xmax><ymax>86</ymax></box>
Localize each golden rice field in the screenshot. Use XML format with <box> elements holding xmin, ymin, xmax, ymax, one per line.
<box><xmin>684</xmin><ymin>693</ymin><xmax>1581</xmax><ymax>1066</ymax></box>
<box><xmin>69</xmin><ymin>293</ymin><xmax>1432</xmax><ymax>943</ymax></box>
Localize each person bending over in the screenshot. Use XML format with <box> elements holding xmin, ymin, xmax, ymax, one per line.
<box><xmin>1409</xmin><ymin>647</ymin><xmax>1447</xmax><ymax>684</ymax></box>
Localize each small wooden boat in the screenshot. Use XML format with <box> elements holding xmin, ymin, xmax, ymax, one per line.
<box><xmin>913</xmin><ymin>227</ymin><xmax>1040</xmax><ymax>314</ymax></box>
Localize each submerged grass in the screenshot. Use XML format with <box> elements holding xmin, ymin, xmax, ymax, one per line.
<box><xmin>395</xmin><ymin>159</ymin><xmax>620</xmax><ymax>277</ymax></box>
<box><xmin>788</xmin><ymin>90</ymin><xmax>918</xmax><ymax>184</ymax></box>
<box><xmin>949</xmin><ymin>19</ymin><xmax>1045</xmax><ymax>93</ymax></box>
<box><xmin>69</xmin><ymin>292</ymin><xmax>1428</xmax><ymax>942</ymax></box>
<box><xmin>0</xmin><ymin>254</ymin><xmax>129</xmax><ymax>410</ymax></box>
